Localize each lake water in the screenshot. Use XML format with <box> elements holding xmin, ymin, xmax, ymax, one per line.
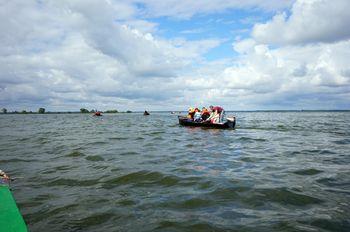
<box><xmin>1</xmin><ymin>112</ymin><xmax>349</xmax><ymax>231</ymax></box>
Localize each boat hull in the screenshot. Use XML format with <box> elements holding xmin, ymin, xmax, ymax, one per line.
<box><xmin>0</xmin><ymin>185</ymin><xmax>27</xmax><ymax>232</ymax></box>
<box><xmin>178</xmin><ymin>116</ymin><xmax>236</xmax><ymax>129</ymax></box>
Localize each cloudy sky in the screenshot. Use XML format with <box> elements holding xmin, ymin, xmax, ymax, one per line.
<box><xmin>1</xmin><ymin>0</ymin><xmax>350</xmax><ymax>111</ymax></box>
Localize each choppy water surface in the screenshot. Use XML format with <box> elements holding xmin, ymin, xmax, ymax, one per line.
<box><xmin>1</xmin><ymin>112</ymin><xmax>350</xmax><ymax>231</ymax></box>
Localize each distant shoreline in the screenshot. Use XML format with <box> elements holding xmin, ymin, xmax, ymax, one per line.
<box><xmin>1</xmin><ymin>110</ymin><xmax>349</xmax><ymax>114</ymax></box>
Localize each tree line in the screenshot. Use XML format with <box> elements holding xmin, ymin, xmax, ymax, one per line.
<box><xmin>1</xmin><ymin>108</ymin><xmax>132</xmax><ymax>114</ymax></box>
<box><xmin>1</xmin><ymin>108</ymin><xmax>45</xmax><ymax>114</ymax></box>
<box><xmin>80</xmin><ymin>108</ymin><xmax>132</xmax><ymax>113</ymax></box>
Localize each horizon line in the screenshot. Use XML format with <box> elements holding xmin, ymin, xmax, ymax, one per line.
<box><xmin>1</xmin><ymin>109</ymin><xmax>350</xmax><ymax>114</ymax></box>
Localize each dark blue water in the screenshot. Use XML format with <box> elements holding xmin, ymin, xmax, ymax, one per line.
<box><xmin>1</xmin><ymin>112</ymin><xmax>349</xmax><ymax>231</ymax></box>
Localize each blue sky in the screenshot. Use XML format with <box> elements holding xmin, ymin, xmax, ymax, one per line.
<box><xmin>0</xmin><ymin>0</ymin><xmax>350</xmax><ymax>111</ymax></box>
<box><xmin>150</xmin><ymin>9</ymin><xmax>274</xmax><ymax>60</ymax></box>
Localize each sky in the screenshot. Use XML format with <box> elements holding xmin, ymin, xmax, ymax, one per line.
<box><xmin>0</xmin><ymin>0</ymin><xmax>350</xmax><ymax>111</ymax></box>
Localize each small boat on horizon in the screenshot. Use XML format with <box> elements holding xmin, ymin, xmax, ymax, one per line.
<box><xmin>94</xmin><ymin>111</ymin><xmax>102</xmax><ymax>116</ymax></box>
<box><xmin>178</xmin><ymin>116</ymin><xmax>236</xmax><ymax>129</ymax></box>
<box><xmin>143</xmin><ymin>111</ymin><xmax>150</xmax><ymax>115</ymax></box>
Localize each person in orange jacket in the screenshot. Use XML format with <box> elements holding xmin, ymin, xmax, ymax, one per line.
<box><xmin>201</xmin><ymin>107</ymin><xmax>210</xmax><ymax>121</ymax></box>
<box><xmin>187</xmin><ymin>107</ymin><xmax>195</xmax><ymax>120</ymax></box>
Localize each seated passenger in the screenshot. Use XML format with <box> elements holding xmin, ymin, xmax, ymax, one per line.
<box><xmin>201</xmin><ymin>107</ymin><xmax>210</xmax><ymax>121</ymax></box>
<box><xmin>187</xmin><ymin>107</ymin><xmax>195</xmax><ymax>120</ymax></box>
<box><xmin>193</xmin><ymin>108</ymin><xmax>202</xmax><ymax>122</ymax></box>
<box><xmin>210</xmin><ymin>110</ymin><xmax>220</xmax><ymax>124</ymax></box>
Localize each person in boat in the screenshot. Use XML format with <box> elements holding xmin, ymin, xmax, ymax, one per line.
<box><xmin>187</xmin><ymin>107</ymin><xmax>195</xmax><ymax>120</ymax></box>
<box><xmin>201</xmin><ymin>107</ymin><xmax>210</xmax><ymax>121</ymax></box>
<box><xmin>193</xmin><ymin>108</ymin><xmax>202</xmax><ymax>122</ymax></box>
<box><xmin>207</xmin><ymin>105</ymin><xmax>225</xmax><ymax>123</ymax></box>
<box><xmin>0</xmin><ymin>170</ymin><xmax>10</xmax><ymax>184</ymax></box>
<box><xmin>210</xmin><ymin>110</ymin><xmax>220</xmax><ymax>123</ymax></box>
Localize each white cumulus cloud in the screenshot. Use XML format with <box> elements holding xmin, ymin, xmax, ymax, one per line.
<box><xmin>252</xmin><ymin>0</ymin><xmax>350</xmax><ymax>45</ymax></box>
<box><xmin>1</xmin><ymin>0</ymin><xmax>349</xmax><ymax>111</ymax></box>
<box><xmin>0</xmin><ymin>0</ymin><xmax>222</xmax><ymax>111</ymax></box>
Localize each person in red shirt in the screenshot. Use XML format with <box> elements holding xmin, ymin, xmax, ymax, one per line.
<box><xmin>207</xmin><ymin>105</ymin><xmax>225</xmax><ymax>123</ymax></box>
<box><xmin>210</xmin><ymin>105</ymin><xmax>223</xmax><ymax>114</ymax></box>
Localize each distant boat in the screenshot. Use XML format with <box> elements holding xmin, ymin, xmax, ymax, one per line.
<box><xmin>94</xmin><ymin>111</ymin><xmax>102</xmax><ymax>116</ymax></box>
<box><xmin>0</xmin><ymin>170</ymin><xmax>27</xmax><ymax>231</ymax></box>
<box><xmin>143</xmin><ymin>111</ymin><xmax>150</xmax><ymax>116</ymax></box>
<box><xmin>178</xmin><ymin>116</ymin><xmax>236</xmax><ymax>129</ymax></box>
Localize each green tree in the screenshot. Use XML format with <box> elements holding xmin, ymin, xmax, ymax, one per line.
<box><xmin>80</xmin><ymin>108</ymin><xmax>89</xmax><ymax>113</ymax></box>
<box><xmin>38</xmin><ymin>108</ymin><xmax>45</xmax><ymax>114</ymax></box>
<box><xmin>1</xmin><ymin>108</ymin><xmax>7</xmax><ymax>114</ymax></box>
